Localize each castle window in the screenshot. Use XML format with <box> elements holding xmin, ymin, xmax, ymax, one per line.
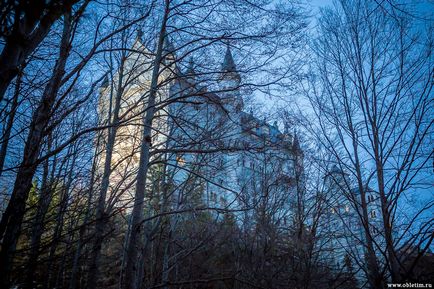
<box><xmin>370</xmin><ymin>210</ymin><xmax>377</xmax><ymax>218</ymax></box>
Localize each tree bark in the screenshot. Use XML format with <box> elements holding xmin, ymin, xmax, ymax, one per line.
<box><xmin>0</xmin><ymin>0</ymin><xmax>81</xmax><ymax>103</ymax></box>
<box><xmin>372</xmin><ymin>133</ymin><xmax>400</xmax><ymax>282</ymax></box>
<box><xmin>69</xmin><ymin>136</ymin><xmax>100</xmax><ymax>289</ymax></box>
<box><xmin>0</xmin><ymin>11</ymin><xmax>72</xmax><ymax>288</ymax></box>
<box><xmin>122</xmin><ymin>2</ymin><xmax>170</xmax><ymax>288</ymax></box>
<box><xmin>23</xmin><ymin>134</ymin><xmax>55</xmax><ymax>289</ymax></box>
<box><xmin>86</xmin><ymin>58</ymin><xmax>126</xmax><ymax>289</ymax></box>
<box><xmin>0</xmin><ymin>70</ymin><xmax>22</xmax><ymax>177</ymax></box>
<box><xmin>352</xmin><ymin>149</ymin><xmax>384</xmax><ymax>289</ymax></box>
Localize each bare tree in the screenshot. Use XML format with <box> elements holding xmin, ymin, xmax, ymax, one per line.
<box><xmin>303</xmin><ymin>0</ymin><xmax>433</xmax><ymax>286</ymax></box>
<box><xmin>0</xmin><ymin>0</ymin><xmax>88</xmax><ymax>103</ymax></box>
<box><xmin>0</xmin><ymin>0</ymin><xmax>311</xmax><ymax>288</ymax></box>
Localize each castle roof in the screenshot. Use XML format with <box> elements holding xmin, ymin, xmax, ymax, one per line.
<box><xmin>240</xmin><ymin>112</ymin><xmax>294</xmax><ymax>147</ymax></box>
<box><xmin>221</xmin><ymin>45</ymin><xmax>241</xmax><ymax>81</ymax></box>
<box><xmin>330</xmin><ymin>164</ymin><xmax>345</xmax><ymax>174</ymax></box>
<box><xmin>325</xmin><ymin>165</ymin><xmax>351</xmax><ymax>181</ymax></box>
<box><xmin>222</xmin><ymin>45</ymin><xmax>236</xmax><ymax>72</ymax></box>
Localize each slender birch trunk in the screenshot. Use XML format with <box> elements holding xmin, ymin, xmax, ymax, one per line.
<box><xmin>122</xmin><ymin>2</ymin><xmax>170</xmax><ymax>288</ymax></box>
<box><xmin>86</xmin><ymin>56</ymin><xmax>126</xmax><ymax>289</ymax></box>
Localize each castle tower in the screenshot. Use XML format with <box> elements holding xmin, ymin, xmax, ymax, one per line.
<box><xmin>96</xmin><ymin>31</ymin><xmax>176</xmax><ymax>210</ymax></box>
<box><xmin>325</xmin><ymin>164</ymin><xmax>349</xmax><ymax>192</ymax></box>
<box><xmin>219</xmin><ymin>44</ymin><xmax>243</xmax><ymax>113</ymax></box>
<box><xmin>163</xmin><ymin>37</ymin><xmax>176</xmax><ymax>63</ymax></box>
<box><xmin>185</xmin><ymin>57</ymin><xmax>196</xmax><ymax>86</ymax></box>
<box><xmin>291</xmin><ymin>132</ymin><xmax>304</xmax><ymax>178</ymax></box>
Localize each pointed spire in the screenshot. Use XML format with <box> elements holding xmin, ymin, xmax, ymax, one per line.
<box><xmin>185</xmin><ymin>57</ymin><xmax>196</xmax><ymax>84</ymax></box>
<box><xmin>163</xmin><ymin>36</ymin><xmax>175</xmax><ymax>56</ymax></box>
<box><xmin>219</xmin><ymin>43</ymin><xmax>242</xmax><ymax>112</ymax></box>
<box><xmin>292</xmin><ymin>131</ymin><xmax>302</xmax><ymax>154</ymax></box>
<box><xmin>222</xmin><ymin>44</ymin><xmax>236</xmax><ymax>73</ymax></box>
<box><xmin>221</xmin><ymin>44</ymin><xmax>241</xmax><ymax>82</ymax></box>
<box><xmin>186</xmin><ymin>57</ymin><xmax>195</xmax><ymax>75</ymax></box>
<box><xmin>136</xmin><ymin>29</ymin><xmax>143</xmax><ymax>42</ymax></box>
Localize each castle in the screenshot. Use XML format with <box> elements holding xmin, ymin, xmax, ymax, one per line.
<box><xmin>96</xmin><ymin>33</ymin><xmax>383</xmax><ymax>283</ymax></box>
<box><xmin>96</xmin><ymin>34</ymin><xmax>303</xmax><ymax>220</ymax></box>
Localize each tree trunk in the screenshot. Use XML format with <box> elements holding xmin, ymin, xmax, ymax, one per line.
<box><xmin>122</xmin><ymin>2</ymin><xmax>169</xmax><ymax>288</ymax></box>
<box><xmin>0</xmin><ymin>0</ymin><xmax>80</xmax><ymax>103</ymax></box>
<box><xmin>23</xmin><ymin>135</ymin><xmax>55</xmax><ymax>289</ymax></box>
<box><xmin>373</xmin><ymin>135</ymin><xmax>400</xmax><ymax>282</ymax></box>
<box><xmin>86</xmin><ymin>57</ymin><xmax>126</xmax><ymax>289</ymax></box>
<box><xmin>0</xmin><ymin>39</ymin><xmax>28</xmax><ymax>104</ymax></box>
<box><xmin>45</xmin><ymin>161</ymin><xmax>73</xmax><ymax>289</ymax></box>
<box><xmin>0</xmin><ymin>70</ymin><xmax>22</xmax><ymax>177</ymax></box>
<box><xmin>351</xmin><ymin>138</ymin><xmax>384</xmax><ymax>289</ymax></box>
<box><xmin>69</xmin><ymin>138</ymin><xmax>99</xmax><ymax>289</ymax></box>
<box><xmin>0</xmin><ymin>11</ymin><xmax>72</xmax><ymax>288</ymax></box>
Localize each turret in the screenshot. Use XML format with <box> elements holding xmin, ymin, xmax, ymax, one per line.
<box><xmin>185</xmin><ymin>57</ymin><xmax>196</xmax><ymax>84</ymax></box>
<box><xmin>325</xmin><ymin>164</ymin><xmax>349</xmax><ymax>192</ymax></box>
<box><xmin>291</xmin><ymin>131</ymin><xmax>304</xmax><ymax>176</ymax></box>
<box><xmin>136</xmin><ymin>29</ymin><xmax>143</xmax><ymax>43</ymax></box>
<box><xmin>219</xmin><ymin>44</ymin><xmax>243</xmax><ymax>112</ymax></box>
<box><xmin>292</xmin><ymin>132</ymin><xmax>303</xmax><ymax>156</ymax></box>
<box><xmin>162</xmin><ymin>36</ymin><xmax>182</xmax><ymax>80</ymax></box>
<box><xmin>221</xmin><ymin>44</ymin><xmax>241</xmax><ymax>83</ymax></box>
<box><xmin>163</xmin><ymin>37</ymin><xmax>176</xmax><ymax>62</ymax></box>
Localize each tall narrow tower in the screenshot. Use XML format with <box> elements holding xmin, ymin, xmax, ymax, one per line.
<box><xmin>219</xmin><ymin>44</ymin><xmax>243</xmax><ymax>113</ymax></box>
<box><xmin>292</xmin><ymin>132</ymin><xmax>304</xmax><ymax>178</ymax></box>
